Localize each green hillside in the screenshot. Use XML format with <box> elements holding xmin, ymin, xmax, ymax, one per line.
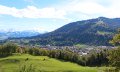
<box><xmin>0</xmin><ymin>54</ymin><xmax>106</xmax><ymax>72</ymax></box>
<box><xmin>25</xmin><ymin>17</ymin><xmax>120</xmax><ymax>46</ymax></box>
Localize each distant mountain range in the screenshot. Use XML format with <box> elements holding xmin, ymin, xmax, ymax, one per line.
<box><xmin>6</xmin><ymin>17</ymin><xmax>120</xmax><ymax>46</ymax></box>
<box><xmin>0</xmin><ymin>31</ymin><xmax>40</xmax><ymax>40</ymax></box>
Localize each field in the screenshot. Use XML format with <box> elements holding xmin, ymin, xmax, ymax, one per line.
<box><xmin>0</xmin><ymin>54</ymin><xmax>106</xmax><ymax>72</ymax></box>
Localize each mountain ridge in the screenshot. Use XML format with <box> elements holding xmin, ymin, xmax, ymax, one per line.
<box><xmin>0</xmin><ymin>31</ymin><xmax>40</xmax><ymax>40</ymax></box>
<box><xmin>7</xmin><ymin>17</ymin><xmax>120</xmax><ymax>46</ymax></box>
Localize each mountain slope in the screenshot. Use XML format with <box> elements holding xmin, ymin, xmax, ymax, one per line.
<box><xmin>12</xmin><ymin>17</ymin><xmax>120</xmax><ymax>46</ymax></box>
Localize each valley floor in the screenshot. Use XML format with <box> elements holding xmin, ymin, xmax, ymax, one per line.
<box><xmin>0</xmin><ymin>54</ymin><xmax>108</xmax><ymax>72</ymax></box>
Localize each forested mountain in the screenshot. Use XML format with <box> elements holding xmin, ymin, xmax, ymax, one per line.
<box><xmin>11</xmin><ymin>17</ymin><xmax>120</xmax><ymax>46</ymax></box>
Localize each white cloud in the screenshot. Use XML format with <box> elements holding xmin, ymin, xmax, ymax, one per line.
<box><xmin>0</xmin><ymin>0</ymin><xmax>120</xmax><ymax>20</ymax></box>
<box><xmin>70</xmin><ymin>2</ymin><xmax>105</xmax><ymax>14</ymax></box>
<box><xmin>0</xmin><ymin>5</ymin><xmax>66</xmax><ymax>19</ymax></box>
<box><xmin>24</xmin><ymin>0</ymin><xmax>33</xmax><ymax>2</ymax></box>
<box><xmin>57</xmin><ymin>0</ymin><xmax>120</xmax><ymax>19</ymax></box>
<box><xmin>102</xmin><ymin>0</ymin><xmax>120</xmax><ymax>18</ymax></box>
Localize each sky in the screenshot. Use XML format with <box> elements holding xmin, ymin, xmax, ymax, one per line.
<box><xmin>0</xmin><ymin>0</ymin><xmax>120</xmax><ymax>33</ymax></box>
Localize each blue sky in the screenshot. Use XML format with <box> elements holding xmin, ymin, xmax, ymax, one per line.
<box><xmin>0</xmin><ymin>0</ymin><xmax>120</xmax><ymax>32</ymax></box>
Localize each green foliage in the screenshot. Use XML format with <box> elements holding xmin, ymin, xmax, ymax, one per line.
<box><xmin>109</xmin><ymin>33</ymin><xmax>120</xmax><ymax>46</ymax></box>
<box><xmin>103</xmin><ymin>67</ymin><xmax>118</xmax><ymax>72</ymax></box>
<box><xmin>28</xmin><ymin>48</ymin><xmax>49</xmax><ymax>56</ymax></box>
<box><xmin>108</xmin><ymin>47</ymin><xmax>120</xmax><ymax>69</ymax></box>
<box><xmin>0</xmin><ymin>43</ymin><xmax>18</xmax><ymax>57</ymax></box>
<box><xmin>18</xmin><ymin>64</ymin><xmax>36</xmax><ymax>72</ymax></box>
<box><xmin>3</xmin><ymin>43</ymin><xmax>18</xmax><ymax>53</ymax></box>
<box><xmin>108</xmin><ymin>29</ymin><xmax>120</xmax><ymax>71</ymax></box>
<box><xmin>87</xmin><ymin>50</ymin><xmax>109</xmax><ymax>66</ymax></box>
<box><xmin>109</xmin><ymin>29</ymin><xmax>120</xmax><ymax>46</ymax></box>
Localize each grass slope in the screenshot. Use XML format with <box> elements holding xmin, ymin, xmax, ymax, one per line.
<box><xmin>0</xmin><ymin>54</ymin><xmax>106</xmax><ymax>72</ymax></box>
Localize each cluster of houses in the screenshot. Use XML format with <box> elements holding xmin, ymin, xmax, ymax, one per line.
<box><xmin>20</xmin><ymin>44</ymin><xmax>116</xmax><ymax>56</ymax></box>
<box><xmin>37</xmin><ymin>45</ymin><xmax>116</xmax><ymax>56</ymax></box>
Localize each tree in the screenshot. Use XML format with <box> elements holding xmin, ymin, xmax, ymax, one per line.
<box><xmin>0</xmin><ymin>43</ymin><xmax>18</xmax><ymax>57</ymax></box>
<box><xmin>109</xmin><ymin>29</ymin><xmax>120</xmax><ymax>46</ymax></box>
<box><xmin>3</xmin><ymin>43</ymin><xmax>18</xmax><ymax>54</ymax></box>
<box><xmin>108</xmin><ymin>29</ymin><xmax>120</xmax><ymax>70</ymax></box>
<box><xmin>108</xmin><ymin>47</ymin><xmax>120</xmax><ymax>70</ymax></box>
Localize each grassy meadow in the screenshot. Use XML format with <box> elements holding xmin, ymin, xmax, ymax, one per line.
<box><xmin>0</xmin><ymin>54</ymin><xmax>108</xmax><ymax>72</ymax></box>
